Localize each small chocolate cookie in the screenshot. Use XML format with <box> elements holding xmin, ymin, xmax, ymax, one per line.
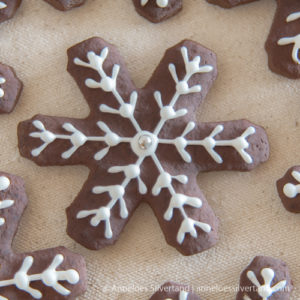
<box><xmin>266</xmin><ymin>0</ymin><xmax>300</xmax><ymax>79</ymax></box>
<box><xmin>0</xmin><ymin>63</ymin><xmax>23</xmax><ymax>114</ymax></box>
<box><xmin>206</xmin><ymin>0</ymin><xmax>258</xmax><ymax>9</ymax></box>
<box><xmin>43</xmin><ymin>0</ymin><xmax>86</xmax><ymax>11</ymax></box>
<box><xmin>132</xmin><ymin>0</ymin><xmax>182</xmax><ymax>23</ymax></box>
<box><xmin>18</xmin><ymin>37</ymin><xmax>269</xmax><ymax>256</ymax></box>
<box><xmin>0</xmin><ymin>0</ymin><xmax>22</xmax><ymax>24</ymax></box>
<box><xmin>236</xmin><ymin>256</ymin><xmax>292</xmax><ymax>300</ymax></box>
<box><xmin>277</xmin><ymin>166</ymin><xmax>300</xmax><ymax>213</ymax></box>
<box><xmin>0</xmin><ymin>172</ymin><xmax>87</xmax><ymax>299</ymax></box>
<box><xmin>150</xmin><ymin>282</ymin><xmax>201</xmax><ymax>300</ymax></box>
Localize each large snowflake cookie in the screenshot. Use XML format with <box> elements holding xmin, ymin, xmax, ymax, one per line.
<box><xmin>150</xmin><ymin>282</ymin><xmax>200</xmax><ymax>300</ymax></box>
<box><xmin>0</xmin><ymin>63</ymin><xmax>23</xmax><ymax>114</ymax></box>
<box><xmin>0</xmin><ymin>0</ymin><xmax>22</xmax><ymax>24</ymax></box>
<box><xmin>18</xmin><ymin>37</ymin><xmax>269</xmax><ymax>256</ymax></box>
<box><xmin>43</xmin><ymin>0</ymin><xmax>86</xmax><ymax>11</ymax></box>
<box><xmin>237</xmin><ymin>256</ymin><xmax>292</xmax><ymax>300</ymax></box>
<box><xmin>277</xmin><ymin>165</ymin><xmax>300</xmax><ymax>213</ymax></box>
<box><xmin>0</xmin><ymin>172</ymin><xmax>87</xmax><ymax>299</ymax></box>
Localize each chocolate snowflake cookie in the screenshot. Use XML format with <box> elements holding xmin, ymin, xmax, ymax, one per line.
<box><xmin>18</xmin><ymin>38</ymin><xmax>269</xmax><ymax>256</ymax></box>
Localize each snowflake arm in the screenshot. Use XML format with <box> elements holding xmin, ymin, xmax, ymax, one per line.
<box><xmin>0</xmin><ymin>255</ymin><xmax>79</xmax><ymax>299</ymax></box>
<box><xmin>74</xmin><ymin>48</ymin><xmax>141</xmax><ymax>132</ymax></box>
<box><xmin>0</xmin><ymin>176</ymin><xmax>13</xmax><ymax>227</ymax></box>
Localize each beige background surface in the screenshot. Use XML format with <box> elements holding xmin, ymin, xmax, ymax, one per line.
<box><xmin>1</xmin><ymin>0</ymin><xmax>300</xmax><ymax>299</ymax></box>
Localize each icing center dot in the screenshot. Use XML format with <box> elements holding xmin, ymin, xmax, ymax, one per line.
<box><xmin>138</xmin><ymin>135</ymin><xmax>152</xmax><ymax>150</ymax></box>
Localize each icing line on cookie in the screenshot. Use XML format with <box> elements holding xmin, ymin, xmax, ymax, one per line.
<box><xmin>278</xmin><ymin>12</ymin><xmax>300</xmax><ymax>64</ymax></box>
<box><xmin>0</xmin><ymin>77</ymin><xmax>6</xmax><ymax>98</ymax></box>
<box><xmin>0</xmin><ymin>254</ymin><xmax>80</xmax><ymax>299</ymax></box>
<box><xmin>283</xmin><ymin>170</ymin><xmax>300</xmax><ymax>198</ymax></box>
<box><xmin>243</xmin><ymin>268</ymin><xmax>286</xmax><ymax>300</ymax></box>
<box><xmin>0</xmin><ymin>176</ymin><xmax>13</xmax><ymax>227</ymax></box>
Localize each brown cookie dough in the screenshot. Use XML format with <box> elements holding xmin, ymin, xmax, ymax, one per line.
<box><xmin>277</xmin><ymin>165</ymin><xmax>300</xmax><ymax>213</ymax></box>
<box><xmin>18</xmin><ymin>37</ymin><xmax>269</xmax><ymax>256</ymax></box>
<box><xmin>236</xmin><ymin>256</ymin><xmax>292</xmax><ymax>300</ymax></box>
<box><xmin>150</xmin><ymin>282</ymin><xmax>201</xmax><ymax>300</ymax></box>
<box><xmin>206</xmin><ymin>0</ymin><xmax>258</xmax><ymax>9</ymax></box>
<box><xmin>0</xmin><ymin>63</ymin><xmax>23</xmax><ymax>114</ymax></box>
<box><xmin>0</xmin><ymin>172</ymin><xmax>87</xmax><ymax>299</ymax></box>
<box><xmin>132</xmin><ymin>0</ymin><xmax>182</xmax><ymax>23</ymax></box>
<box><xmin>266</xmin><ymin>0</ymin><xmax>300</xmax><ymax>79</ymax></box>
<box><xmin>0</xmin><ymin>0</ymin><xmax>22</xmax><ymax>24</ymax></box>
<box><xmin>43</xmin><ymin>0</ymin><xmax>86</xmax><ymax>11</ymax></box>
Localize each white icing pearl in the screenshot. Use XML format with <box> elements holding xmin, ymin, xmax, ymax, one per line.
<box><xmin>176</xmin><ymin>81</ymin><xmax>189</xmax><ymax>94</ymax></box>
<box><xmin>70</xmin><ymin>131</ymin><xmax>87</xmax><ymax>147</ymax></box>
<box><xmin>125</xmin><ymin>165</ymin><xmax>140</xmax><ymax>179</ymax></box>
<box><xmin>0</xmin><ymin>176</ymin><xmax>10</xmax><ymax>191</ymax></box>
<box><xmin>157</xmin><ymin>0</ymin><xmax>168</xmax><ymax>8</ymax></box>
<box><xmin>110</xmin><ymin>185</ymin><xmax>125</xmax><ymax>199</ymax></box>
<box><xmin>100</xmin><ymin>77</ymin><xmax>116</xmax><ymax>92</ymax></box>
<box><xmin>283</xmin><ymin>183</ymin><xmax>298</xmax><ymax>198</ymax></box>
<box><xmin>119</xmin><ymin>103</ymin><xmax>134</xmax><ymax>118</ymax></box>
<box><xmin>106</xmin><ymin>132</ymin><xmax>120</xmax><ymax>146</ymax></box>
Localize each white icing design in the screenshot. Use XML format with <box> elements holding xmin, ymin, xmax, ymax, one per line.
<box><xmin>243</xmin><ymin>268</ymin><xmax>287</xmax><ymax>300</ymax></box>
<box><xmin>165</xmin><ymin>290</ymin><xmax>188</xmax><ymax>300</ymax></box>
<box><xmin>0</xmin><ymin>176</ymin><xmax>13</xmax><ymax>227</ymax></box>
<box><xmin>0</xmin><ymin>254</ymin><xmax>80</xmax><ymax>299</ymax></box>
<box><xmin>278</xmin><ymin>12</ymin><xmax>300</xmax><ymax>64</ymax></box>
<box><xmin>141</xmin><ymin>0</ymin><xmax>169</xmax><ymax>8</ymax></box>
<box><xmin>29</xmin><ymin>46</ymin><xmax>256</xmax><ymax>244</ymax></box>
<box><xmin>0</xmin><ymin>77</ymin><xmax>6</xmax><ymax>98</ymax></box>
<box><xmin>0</xmin><ymin>2</ymin><xmax>7</xmax><ymax>9</ymax></box>
<box><xmin>283</xmin><ymin>170</ymin><xmax>300</xmax><ymax>198</ymax></box>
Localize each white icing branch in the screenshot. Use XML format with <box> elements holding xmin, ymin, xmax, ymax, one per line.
<box><xmin>0</xmin><ymin>2</ymin><xmax>7</xmax><ymax>9</ymax></box>
<box><xmin>283</xmin><ymin>170</ymin><xmax>300</xmax><ymax>198</ymax></box>
<box><xmin>76</xmin><ymin>158</ymin><xmax>144</xmax><ymax>238</ymax></box>
<box><xmin>278</xmin><ymin>12</ymin><xmax>300</xmax><ymax>64</ymax></box>
<box><xmin>0</xmin><ymin>77</ymin><xmax>6</xmax><ymax>98</ymax></box>
<box><xmin>161</xmin><ymin>123</ymin><xmax>256</xmax><ymax>164</ymax></box>
<box><xmin>74</xmin><ymin>48</ymin><xmax>141</xmax><ymax>132</ymax></box>
<box><xmin>0</xmin><ymin>176</ymin><xmax>13</xmax><ymax>227</ymax></box>
<box><xmin>154</xmin><ymin>46</ymin><xmax>213</xmax><ymax>135</ymax></box>
<box><xmin>0</xmin><ymin>254</ymin><xmax>80</xmax><ymax>299</ymax></box>
<box><xmin>151</xmin><ymin>154</ymin><xmax>211</xmax><ymax>244</ymax></box>
<box><xmin>30</xmin><ymin>120</ymin><xmax>130</xmax><ymax>161</ymax></box>
<box><xmin>244</xmin><ymin>268</ymin><xmax>287</xmax><ymax>300</ymax></box>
